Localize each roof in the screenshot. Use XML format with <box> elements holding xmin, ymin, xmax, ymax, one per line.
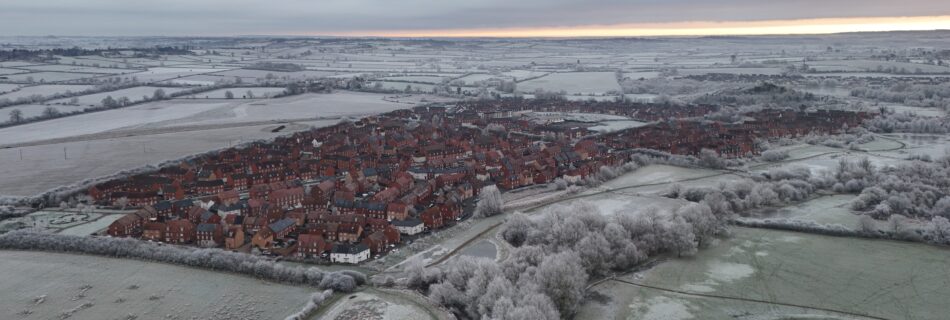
<box><xmin>391</xmin><ymin>218</ymin><xmax>423</xmax><ymax>227</ymax></box>
<box><xmin>269</xmin><ymin>218</ymin><xmax>296</xmax><ymax>233</ymax></box>
<box><xmin>153</xmin><ymin>201</ymin><xmax>173</xmax><ymax>211</ymax></box>
<box><xmin>197</xmin><ymin>223</ymin><xmax>218</xmax><ymax>233</ymax></box>
<box><xmin>331</xmin><ymin>243</ymin><xmax>369</xmax><ymax>255</ymax></box>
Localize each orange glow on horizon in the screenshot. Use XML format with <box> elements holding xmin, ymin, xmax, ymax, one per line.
<box><xmin>305</xmin><ymin>15</ymin><xmax>950</xmax><ymax>37</ymax></box>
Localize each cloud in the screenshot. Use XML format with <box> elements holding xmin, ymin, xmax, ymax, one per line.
<box><xmin>1</xmin><ymin>0</ymin><xmax>949</xmax><ymax>36</ymax></box>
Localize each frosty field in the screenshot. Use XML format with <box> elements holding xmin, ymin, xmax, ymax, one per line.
<box><xmin>179</xmin><ymin>87</ymin><xmax>287</xmax><ymax>99</ymax></box>
<box><xmin>0</xmin><ymin>91</ymin><xmax>410</xmax><ymax>146</ymax></box>
<box><xmin>48</xmin><ymin>86</ymin><xmax>189</xmax><ymax>107</ymax></box>
<box><xmin>0</xmin><ymin>251</ymin><xmax>314</xmax><ymax>320</ymax></box>
<box><xmin>1</xmin><ymin>104</ymin><xmax>87</xmax><ymax>122</ymax></box>
<box><xmin>0</xmin><ymin>121</ymin><xmax>332</xmax><ymax>196</ymax></box>
<box><xmin>517</xmin><ymin>72</ymin><xmax>621</xmax><ymax>94</ymax></box>
<box><xmin>584</xmin><ymin>227</ymin><xmax>950</xmax><ymax>320</ymax></box>
<box><xmin>0</xmin><ymin>84</ymin><xmax>96</xmax><ymax>101</ymax></box>
<box><xmin>318</xmin><ymin>289</ymin><xmax>440</xmax><ymax>320</ymax></box>
<box><xmin>3</xmin><ymin>71</ymin><xmax>103</xmax><ymax>83</ymax></box>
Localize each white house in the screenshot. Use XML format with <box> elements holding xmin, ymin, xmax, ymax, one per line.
<box><xmin>330</xmin><ymin>243</ymin><xmax>370</xmax><ymax>264</ymax></box>
<box><xmin>391</xmin><ymin>218</ymin><xmax>425</xmax><ymax>236</ymax></box>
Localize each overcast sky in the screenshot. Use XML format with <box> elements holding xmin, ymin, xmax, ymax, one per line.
<box><xmin>3</xmin><ymin>0</ymin><xmax>950</xmax><ymax>36</ymax></box>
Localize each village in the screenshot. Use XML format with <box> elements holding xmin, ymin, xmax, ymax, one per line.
<box><xmin>94</xmin><ymin>98</ymin><xmax>870</xmax><ymax>264</ymax></box>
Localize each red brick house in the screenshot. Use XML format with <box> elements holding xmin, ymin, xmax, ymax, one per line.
<box><xmin>141</xmin><ymin>222</ymin><xmax>165</xmax><ymax>241</ymax></box>
<box><xmin>420</xmin><ymin>207</ymin><xmax>443</xmax><ymax>229</ymax></box>
<box><xmin>164</xmin><ymin>220</ymin><xmax>196</xmax><ymax>244</ymax></box>
<box><xmin>361</xmin><ymin>230</ymin><xmax>390</xmax><ymax>255</ymax></box>
<box><xmin>296</xmin><ymin>233</ymin><xmax>330</xmax><ymax>258</ymax></box>
<box><xmin>337</xmin><ymin>223</ymin><xmax>363</xmax><ymax>243</ymax></box>
<box><xmin>196</xmin><ymin>223</ymin><xmax>224</xmax><ymax>247</ymax></box>
<box><xmin>386</xmin><ymin>202</ymin><xmax>408</xmax><ymax>221</ymax></box>
<box><xmin>108</xmin><ymin>213</ymin><xmax>143</xmax><ymax>237</ymax></box>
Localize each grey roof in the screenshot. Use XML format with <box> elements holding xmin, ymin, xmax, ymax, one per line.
<box><xmin>269</xmin><ymin>218</ymin><xmax>296</xmax><ymax>233</ymax></box>
<box><xmin>332</xmin><ymin>243</ymin><xmax>369</xmax><ymax>255</ymax></box>
<box><xmin>153</xmin><ymin>201</ymin><xmax>172</xmax><ymax>211</ymax></box>
<box><xmin>391</xmin><ymin>218</ymin><xmax>423</xmax><ymax>227</ymax></box>
<box><xmin>196</xmin><ymin>223</ymin><xmax>218</xmax><ymax>233</ymax></box>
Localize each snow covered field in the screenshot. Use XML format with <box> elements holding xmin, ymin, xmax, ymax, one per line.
<box><xmin>58</xmin><ymin>214</ymin><xmax>126</xmax><ymax>236</ymax></box>
<box><xmin>586</xmin><ymin>227</ymin><xmax>950</xmax><ymax>320</ymax></box>
<box><xmin>375</xmin><ymin>81</ymin><xmax>436</xmax><ymax>92</ymax></box>
<box><xmin>0</xmin><ymin>121</ymin><xmax>331</xmax><ymax>196</ymax></box>
<box><xmin>750</xmin><ymin>194</ymin><xmax>860</xmax><ymax>226</ymax></box>
<box><xmin>588</xmin><ymin>120</ymin><xmax>649</xmax><ymax>132</ymax></box>
<box><xmin>0</xmin><ymin>91</ymin><xmax>408</xmax><ymax>146</ymax></box>
<box><xmin>2</xmin><ymin>104</ymin><xmax>87</xmax><ymax>121</ymax></box>
<box><xmin>598</xmin><ymin>165</ymin><xmax>734</xmax><ymax>192</ymax></box>
<box><xmin>0</xmin><ymin>251</ymin><xmax>314</xmax><ymax>320</ymax></box>
<box><xmin>3</xmin><ymin>72</ymin><xmax>102</xmax><ymax>83</ymax></box>
<box><xmin>0</xmin><ymin>91</ymin><xmax>434</xmax><ymax>196</ymax></box>
<box><xmin>517</xmin><ymin>72</ymin><xmax>621</xmax><ymax>94</ymax></box>
<box><xmin>128</xmin><ymin>67</ymin><xmax>232</xmax><ymax>83</ymax></box>
<box><xmin>318</xmin><ymin>290</ymin><xmax>436</xmax><ymax>320</ymax></box>
<box><xmin>381</xmin><ymin>75</ymin><xmax>448</xmax><ymax>84</ymax></box>
<box><xmin>0</xmin><ymin>84</ymin><xmax>96</xmax><ymax>101</ymax></box>
<box><xmin>48</xmin><ymin>86</ymin><xmax>189</xmax><ymax>107</ymax></box>
<box><xmin>178</xmin><ymin>87</ymin><xmax>287</xmax><ymax>99</ymax></box>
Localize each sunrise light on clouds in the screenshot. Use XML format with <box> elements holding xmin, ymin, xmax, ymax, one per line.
<box><xmin>327</xmin><ymin>15</ymin><xmax>950</xmax><ymax>38</ymax></box>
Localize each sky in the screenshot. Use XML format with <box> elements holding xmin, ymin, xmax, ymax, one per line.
<box><xmin>2</xmin><ymin>0</ymin><xmax>950</xmax><ymax>37</ymax></box>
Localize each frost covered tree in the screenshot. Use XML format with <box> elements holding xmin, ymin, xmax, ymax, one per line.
<box><xmin>858</xmin><ymin>215</ymin><xmax>878</xmax><ymax>234</ymax></box>
<box><xmin>760</xmin><ymin>149</ymin><xmax>789</xmax><ymax>162</ymax></box>
<box><xmin>224</xmin><ymin>90</ymin><xmax>234</xmax><ymax>99</ymax></box>
<box><xmin>535</xmin><ymin>251</ymin><xmax>588</xmax><ymax>317</ymax></box>
<box><xmin>153</xmin><ymin>89</ymin><xmax>166</xmax><ymax>100</ymax></box>
<box><xmin>928</xmin><ymin>216</ymin><xmax>950</xmax><ymax>245</ymax></box>
<box><xmin>101</xmin><ymin>95</ymin><xmax>118</xmax><ymax>108</ymax></box>
<box><xmin>8</xmin><ymin>109</ymin><xmax>23</xmax><ymax>123</ymax></box>
<box><xmin>42</xmin><ymin>107</ymin><xmax>59</xmax><ymax>118</ymax></box>
<box><xmin>501</xmin><ymin>212</ymin><xmax>531</xmax><ymax>247</ymax></box>
<box><xmin>475</xmin><ymin>185</ymin><xmax>504</xmax><ymax>218</ymax></box>
<box><xmin>665</xmin><ymin>216</ymin><xmax>698</xmax><ymax>257</ymax></box>
<box><xmin>699</xmin><ymin>148</ymin><xmax>726</xmax><ymax>169</ymax></box>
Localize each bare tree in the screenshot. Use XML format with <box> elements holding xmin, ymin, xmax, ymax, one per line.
<box><xmin>152</xmin><ymin>89</ymin><xmax>166</xmax><ymax>100</ymax></box>
<box><xmin>8</xmin><ymin>109</ymin><xmax>23</xmax><ymax>123</ymax></box>
<box><xmin>42</xmin><ymin>106</ymin><xmax>59</xmax><ymax>118</ymax></box>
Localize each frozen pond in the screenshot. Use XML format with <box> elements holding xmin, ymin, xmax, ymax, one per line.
<box><xmin>458</xmin><ymin>240</ymin><xmax>497</xmax><ymax>259</ymax></box>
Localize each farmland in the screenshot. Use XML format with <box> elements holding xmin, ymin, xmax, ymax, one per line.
<box><xmin>2</xmin><ymin>32</ymin><xmax>950</xmax><ymax>320</ymax></box>
<box><xmin>0</xmin><ymin>251</ymin><xmax>314</xmax><ymax>320</ymax></box>
<box><xmin>517</xmin><ymin>71</ymin><xmax>621</xmax><ymax>95</ymax></box>
<box><xmin>581</xmin><ymin>228</ymin><xmax>950</xmax><ymax>320</ymax></box>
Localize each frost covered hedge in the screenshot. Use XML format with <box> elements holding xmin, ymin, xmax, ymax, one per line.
<box><xmin>410</xmin><ymin>199</ymin><xmax>728</xmax><ymax>320</ymax></box>
<box><xmin>284</xmin><ymin>290</ymin><xmax>333</xmax><ymax>320</ymax></box>
<box><xmin>0</xmin><ymin>230</ymin><xmax>363</xmax><ymax>292</ymax></box>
